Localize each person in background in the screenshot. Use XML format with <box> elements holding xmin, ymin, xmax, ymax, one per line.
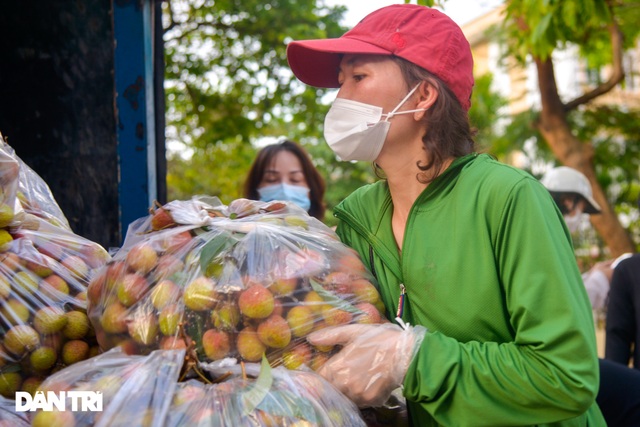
<box><xmin>243</xmin><ymin>139</ymin><xmax>326</xmax><ymax>221</ymax></box>
<box><xmin>540</xmin><ymin>166</ymin><xmax>613</xmax><ymax>311</ymax></box>
<box><xmin>541</xmin><ymin>166</ymin><xmax>640</xmax><ymax>426</ymax></box>
<box><xmin>286</xmin><ymin>4</ymin><xmax>604</xmax><ymax>425</ymax></box>
<box><xmin>606</xmin><ymin>251</ymin><xmax>640</xmax><ymax>370</ymax></box>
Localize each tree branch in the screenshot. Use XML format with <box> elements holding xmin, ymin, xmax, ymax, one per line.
<box><xmin>165</xmin><ymin>21</ymin><xmax>220</xmax><ymax>43</ymax></box>
<box><xmin>563</xmin><ymin>13</ymin><xmax>625</xmax><ymax>111</ymax></box>
<box><xmin>535</xmin><ymin>56</ymin><xmax>565</xmax><ymax>119</ymax></box>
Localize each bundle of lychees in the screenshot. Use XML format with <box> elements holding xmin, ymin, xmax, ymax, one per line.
<box><xmin>32</xmin><ymin>346</ymin><xmax>366</xmax><ymax>427</ymax></box>
<box><xmin>87</xmin><ymin>196</ymin><xmax>386</xmax><ymax>371</ymax></box>
<box><xmin>0</xmin><ymin>135</ymin><xmax>111</xmax><ymax>399</ymax></box>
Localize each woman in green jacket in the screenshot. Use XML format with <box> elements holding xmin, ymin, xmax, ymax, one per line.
<box><xmin>286</xmin><ymin>4</ymin><xmax>605</xmax><ymax>426</ymax></box>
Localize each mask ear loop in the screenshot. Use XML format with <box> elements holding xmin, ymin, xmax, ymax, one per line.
<box><xmin>382</xmin><ymin>83</ymin><xmax>425</xmax><ymax>121</ymax></box>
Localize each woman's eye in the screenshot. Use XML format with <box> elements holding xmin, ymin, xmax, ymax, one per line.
<box><xmin>353</xmin><ymin>74</ymin><xmax>364</xmax><ymax>82</ymax></box>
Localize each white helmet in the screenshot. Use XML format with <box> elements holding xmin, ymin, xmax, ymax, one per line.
<box><xmin>541</xmin><ymin>166</ymin><xmax>601</xmax><ymax>214</ymax></box>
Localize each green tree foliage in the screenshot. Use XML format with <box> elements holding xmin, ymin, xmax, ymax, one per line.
<box><xmin>163</xmin><ymin>0</ymin><xmax>380</xmax><ymax>225</ymax></box>
<box><xmin>574</xmin><ymin>106</ymin><xmax>640</xmax><ymax>248</ymax></box>
<box><xmin>468</xmin><ymin>73</ymin><xmax>509</xmax><ymax>153</ymax></box>
<box><xmin>493</xmin><ymin>0</ymin><xmax>640</xmax><ymax>254</ymax></box>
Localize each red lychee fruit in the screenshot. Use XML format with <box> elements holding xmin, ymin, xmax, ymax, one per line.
<box><xmin>126</xmin><ymin>243</ymin><xmax>158</xmax><ymax>275</ymax></box>
<box><xmin>202</xmin><ymin>329</ymin><xmax>231</xmax><ymax>361</ymax></box>
<box><xmin>158</xmin><ymin>303</ymin><xmax>183</xmax><ymax>336</ymax></box>
<box><xmin>286</xmin><ymin>305</ymin><xmax>315</xmax><ymax>338</ymax></box>
<box><xmin>79</xmin><ymin>242</ymin><xmax>111</xmax><ymax>268</ymax></box>
<box><xmin>60</xmin><ymin>255</ymin><xmax>89</xmax><ymax>280</ymax></box>
<box><xmin>238</xmin><ymin>284</ymin><xmax>274</xmax><ymax>319</ymax></box>
<box><xmin>61</xmin><ymin>340</ymin><xmax>90</xmax><ymax>365</ymax></box>
<box><xmin>350</xmin><ymin>279</ymin><xmax>381</xmax><ymax>305</ymax></box>
<box><xmin>100</xmin><ymin>302</ymin><xmax>129</xmax><ymax>334</ymax></box>
<box><xmin>116</xmin><ymin>273</ymin><xmax>149</xmax><ymax>307</ymax></box>
<box><xmin>105</xmin><ymin>261</ymin><xmax>129</xmax><ymax>291</ymax></box>
<box><xmin>127</xmin><ymin>311</ymin><xmax>158</xmax><ymax>346</ymax></box>
<box><xmin>321</xmin><ymin>304</ymin><xmax>353</xmax><ymax>326</ymax></box>
<box><xmin>336</xmin><ymin>248</ymin><xmax>368</xmax><ymax>274</ymax></box>
<box><xmin>354</xmin><ymin>302</ymin><xmax>383</xmax><ymax>324</ymax></box>
<box><xmin>236</xmin><ymin>326</ymin><xmax>266</xmax><ymax>362</ymax></box>
<box><xmin>150</xmin><ymin>279</ymin><xmax>181</xmax><ymax>309</ymax></box>
<box><xmin>41</xmin><ymin>274</ymin><xmax>70</xmax><ymax>300</ymax></box>
<box><xmin>303</xmin><ymin>291</ymin><xmax>325</xmax><ymax>315</ymax></box>
<box><xmin>283</xmin><ymin>343</ymin><xmax>312</xmax><ymax>370</ymax></box>
<box><xmin>3</xmin><ymin>324</ymin><xmax>39</xmax><ymax>356</ymax></box>
<box><xmin>257</xmin><ymin>314</ymin><xmax>291</xmax><ymax>349</ymax></box>
<box><xmin>154</xmin><ymin>254</ymin><xmax>184</xmax><ymax>279</ymax></box>
<box><xmin>268</xmin><ymin>276</ymin><xmax>298</xmax><ymax>296</ymax></box>
<box><xmin>183</xmin><ymin>276</ymin><xmax>217</xmax><ymax>311</ymax></box>
<box><xmin>161</xmin><ymin>230</ymin><xmax>193</xmax><ymax>254</ymax></box>
<box><xmin>150</xmin><ymin>207</ymin><xmax>176</xmax><ymax>231</ymax></box>
<box><xmin>35</xmin><ymin>241</ymin><xmax>65</xmax><ymax>261</ymax></box>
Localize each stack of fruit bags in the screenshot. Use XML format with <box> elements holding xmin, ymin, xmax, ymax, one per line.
<box><xmin>87</xmin><ymin>196</ymin><xmax>386</xmax><ymax>370</ymax></box>
<box><xmin>32</xmin><ymin>346</ymin><xmax>366</xmax><ymax>426</ymax></box>
<box><xmin>0</xmin><ymin>135</ymin><xmax>111</xmax><ymax>398</ymax></box>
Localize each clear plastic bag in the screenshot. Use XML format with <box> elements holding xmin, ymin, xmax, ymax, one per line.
<box><xmin>87</xmin><ymin>197</ymin><xmax>386</xmax><ymax>371</ymax></box>
<box><xmin>0</xmin><ymin>136</ymin><xmax>69</xmax><ymax>230</ymax></box>
<box><xmin>36</xmin><ymin>347</ymin><xmax>184</xmax><ymax>427</ymax></box>
<box><xmin>169</xmin><ymin>358</ymin><xmax>367</xmax><ymax>426</ymax></box>
<box><xmin>33</xmin><ymin>347</ymin><xmax>366</xmax><ymax>426</ymax></box>
<box><xmin>0</xmin><ymin>136</ymin><xmax>111</xmax><ymax>398</ymax></box>
<box><xmin>0</xmin><ymin>395</ymin><xmax>29</xmax><ymax>427</ymax></box>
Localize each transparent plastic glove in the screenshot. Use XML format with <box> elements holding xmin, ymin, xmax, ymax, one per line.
<box><xmin>307</xmin><ymin>321</ymin><xmax>426</xmax><ymax>408</ymax></box>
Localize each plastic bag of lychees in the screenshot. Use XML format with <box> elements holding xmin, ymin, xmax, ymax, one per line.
<box><xmin>0</xmin><ymin>137</ymin><xmax>22</xmax><ymax>235</ymax></box>
<box><xmin>0</xmin><ymin>134</ymin><xmax>69</xmax><ymax>231</ymax></box>
<box><xmin>168</xmin><ymin>357</ymin><xmax>366</xmax><ymax>427</ymax></box>
<box><xmin>32</xmin><ymin>347</ymin><xmax>184</xmax><ymax>427</ymax></box>
<box><xmin>0</xmin><ymin>222</ymin><xmax>110</xmax><ymax>398</ymax></box>
<box><xmin>0</xmin><ymin>137</ymin><xmax>111</xmax><ymax>399</ymax></box>
<box><xmin>87</xmin><ymin>196</ymin><xmax>387</xmax><ymax>371</ymax></box>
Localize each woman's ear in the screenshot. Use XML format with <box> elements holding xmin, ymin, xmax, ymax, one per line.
<box><xmin>414</xmin><ymin>81</ymin><xmax>438</xmax><ymax>120</ymax></box>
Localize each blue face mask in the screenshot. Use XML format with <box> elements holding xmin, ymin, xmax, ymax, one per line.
<box><xmin>258</xmin><ymin>183</ymin><xmax>311</xmax><ymax>212</ymax></box>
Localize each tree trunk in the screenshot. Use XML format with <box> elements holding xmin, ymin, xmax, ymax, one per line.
<box><xmin>535</xmin><ymin>57</ymin><xmax>634</xmax><ymax>257</ymax></box>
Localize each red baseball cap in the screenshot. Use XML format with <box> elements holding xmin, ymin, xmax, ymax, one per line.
<box><xmin>286</xmin><ymin>4</ymin><xmax>474</xmax><ymax>110</ymax></box>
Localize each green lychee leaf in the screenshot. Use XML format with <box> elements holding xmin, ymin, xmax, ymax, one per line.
<box><xmin>0</xmin><ymin>364</ymin><xmax>21</xmax><ymax>374</ymax></box>
<box><xmin>199</xmin><ymin>231</ymin><xmax>236</xmax><ymax>272</ymax></box>
<box><xmin>256</xmin><ymin>389</ymin><xmax>319</xmax><ymax>423</ymax></box>
<box><xmin>241</xmin><ymin>356</ymin><xmax>273</xmax><ymax>415</ymax></box>
<box><xmin>258</xmin><ymin>388</ymin><xmax>320</xmax><ymax>425</ymax></box>
<box><xmin>309</xmin><ymin>278</ymin><xmax>361</xmax><ymax>314</ymax></box>
<box><xmin>185</xmin><ymin>312</ymin><xmax>207</xmax><ymax>356</ymax></box>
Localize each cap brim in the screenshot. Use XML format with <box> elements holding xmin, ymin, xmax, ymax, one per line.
<box><xmin>286</xmin><ymin>37</ymin><xmax>391</xmax><ymax>88</ymax></box>
<box><xmin>584</xmin><ymin>196</ymin><xmax>601</xmax><ymax>214</ymax></box>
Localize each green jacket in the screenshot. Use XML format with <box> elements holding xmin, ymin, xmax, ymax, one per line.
<box><xmin>334</xmin><ymin>154</ymin><xmax>605</xmax><ymax>427</ymax></box>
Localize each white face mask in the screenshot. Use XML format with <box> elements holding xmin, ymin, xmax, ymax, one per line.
<box><xmin>563</xmin><ymin>210</ymin><xmax>584</xmax><ymax>233</ymax></box>
<box><xmin>323</xmin><ymin>84</ymin><xmax>426</xmax><ymax>162</ymax></box>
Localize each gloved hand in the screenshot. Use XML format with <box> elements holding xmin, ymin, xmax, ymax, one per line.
<box><xmin>307</xmin><ymin>321</ymin><xmax>426</xmax><ymax>408</ymax></box>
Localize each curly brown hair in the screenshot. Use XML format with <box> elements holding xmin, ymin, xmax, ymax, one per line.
<box><xmin>381</xmin><ymin>57</ymin><xmax>476</xmax><ymax>183</ymax></box>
